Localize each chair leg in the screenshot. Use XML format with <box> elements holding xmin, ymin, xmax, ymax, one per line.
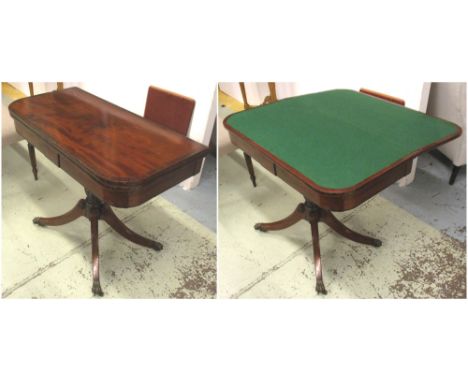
<box><xmin>243</xmin><ymin>152</ymin><xmax>257</xmax><ymax>187</ymax></box>
<box><xmin>27</xmin><ymin>142</ymin><xmax>38</xmax><ymax>181</ymax></box>
<box><xmin>449</xmin><ymin>165</ymin><xmax>461</xmax><ymax>185</ymax></box>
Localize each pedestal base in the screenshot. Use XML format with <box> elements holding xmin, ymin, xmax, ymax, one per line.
<box><xmin>254</xmin><ymin>200</ymin><xmax>382</xmax><ymax>294</ymax></box>
<box><xmin>33</xmin><ymin>190</ymin><xmax>162</xmax><ymax>296</ymax></box>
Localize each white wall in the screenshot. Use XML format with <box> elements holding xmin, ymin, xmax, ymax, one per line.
<box><xmin>10</xmin><ymin>82</ymin><xmax>81</xmax><ymax>96</ymax></box>
<box><xmin>220</xmin><ymin>82</ymin><xmax>297</xmax><ymax>106</ymax></box>
<box><xmin>427</xmin><ymin>82</ymin><xmax>466</xmax><ymax>166</ymax></box>
<box><xmin>295</xmin><ymin>81</ymin><xmax>424</xmax><ymax>110</ymax></box>
<box><xmin>220</xmin><ymin>81</ymin><xmax>424</xmax><ymax>111</ymax></box>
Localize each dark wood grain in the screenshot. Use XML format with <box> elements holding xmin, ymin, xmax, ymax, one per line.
<box><xmin>144</xmin><ymin>85</ymin><xmax>195</xmax><ymax>136</ymax></box>
<box><xmin>309</xmin><ymin>208</ymin><xmax>326</xmax><ymax>294</ymax></box>
<box><xmin>102</xmin><ymin>204</ymin><xmax>163</xmax><ymax>251</ymax></box>
<box><xmin>27</xmin><ymin>142</ymin><xmax>38</xmax><ymax>180</ymax></box>
<box><xmin>254</xmin><ymin>203</ymin><xmax>304</xmax><ymax>232</ymax></box>
<box><xmin>90</xmin><ymin>215</ymin><xmax>102</xmax><ymax>297</ymax></box>
<box><xmin>10</xmin><ymin>87</ymin><xmax>208</xmax><ymax>207</ymax></box>
<box><xmin>320</xmin><ymin>209</ymin><xmax>382</xmax><ymax>247</ymax></box>
<box><xmin>359</xmin><ymin>88</ymin><xmax>406</xmax><ymax>106</ymax></box>
<box><xmin>33</xmin><ymin>199</ymin><xmax>86</xmax><ymax>227</ymax></box>
<box><xmin>243</xmin><ymin>152</ymin><xmax>257</xmax><ymax>187</ymax></box>
<box><xmin>10</xmin><ymin>87</ymin><xmax>209</xmax><ymax>296</ymax></box>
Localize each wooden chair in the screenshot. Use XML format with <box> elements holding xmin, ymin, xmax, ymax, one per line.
<box><xmin>27</xmin><ymin>82</ymin><xmax>64</xmax><ymax>180</ymax></box>
<box><xmin>359</xmin><ymin>88</ymin><xmax>405</xmax><ymax>106</ymax></box>
<box><xmin>144</xmin><ymin>85</ymin><xmax>195</xmax><ymax>136</ymax></box>
<box><xmin>239</xmin><ymin>82</ymin><xmax>278</xmax><ymax>110</ymax></box>
<box><xmin>2</xmin><ymin>83</ymin><xmax>26</xmax><ymax>146</ymax></box>
<box><xmin>239</xmin><ymin>82</ymin><xmax>278</xmax><ymax>187</ymax></box>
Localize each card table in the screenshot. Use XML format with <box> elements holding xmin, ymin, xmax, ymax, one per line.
<box><xmin>224</xmin><ymin>89</ymin><xmax>461</xmax><ymax>294</ymax></box>
<box><xmin>9</xmin><ymin>87</ymin><xmax>208</xmax><ymax>296</ymax></box>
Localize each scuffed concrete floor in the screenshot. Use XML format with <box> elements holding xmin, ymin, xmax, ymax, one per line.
<box><xmin>163</xmin><ymin>153</ymin><xmax>216</xmax><ymax>233</ymax></box>
<box><xmin>382</xmin><ymin>150</ymin><xmax>466</xmax><ymax>243</ymax></box>
<box><xmin>218</xmin><ymin>150</ymin><xmax>466</xmax><ymax>299</ymax></box>
<box><xmin>2</xmin><ymin>142</ymin><xmax>216</xmax><ymax>298</ymax></box>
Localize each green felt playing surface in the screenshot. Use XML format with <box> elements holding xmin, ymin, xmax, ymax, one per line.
<box><xmin>226</xmin><ymin>89</ymin><xmax>459</xmax><ymax>190</ymax></box>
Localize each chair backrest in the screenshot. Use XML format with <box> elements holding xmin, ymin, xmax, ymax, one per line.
<box><xmin>239</xmin><ymin>82</ymin><xmax>278</xmax><ymax>110</ymax></box>
<box><xmin>28</xmin><ymin>82</ymin><xmax>64</xmax><ymax>96</ymax></box>
<box><xmin>144</xmin><ymin>86</ymin><xmax>195</xmax><ymax>136</ymax></box>
<box><xmin>359</xmin><ymin>88</ymin><xmax>405</xmax><ymax>106</ymax></box>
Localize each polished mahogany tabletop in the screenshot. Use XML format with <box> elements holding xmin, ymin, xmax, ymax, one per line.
<box><xmin>9</xmin><ymin>87</ymin><xmax>209</xmax><ymax>207</ymax></box>
<box><xmin>9</xmin><ymin>87</ymin><xmax>208</xmax><ymax>186</ymax></box>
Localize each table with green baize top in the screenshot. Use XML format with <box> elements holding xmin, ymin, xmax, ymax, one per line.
<box><xmin>224</xmin><ymin>89</ymin><xmax>461</xmax><ymax>294</ymax></box>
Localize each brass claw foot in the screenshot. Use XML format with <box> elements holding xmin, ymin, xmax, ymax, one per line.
<box><xmin>315</xmin><ymin>279</ymin><xmax>328</xmax><ymax>295</ymax></box>
<box><xmin>254</xmin><ymin>223</ymin><xmax>267</xmax><ymax>232</ymax></box>
<box><xmin>151</xmin><ymin>242</ymin><xmax>163</xmax><ymax>251</ymax></box>
<box><xmin>372</xmin><ymin>239</ymin><xmax>382</xmax><ymax>247</ymax></box>
<box><xmin>92</xmin><ymin>281</ymin><xmax>104</xmax><ymax>297</ymax></box>
<box><xmin>33</xmin><ymin>217</ymin><xmax>46</xmax><ymax>226</ymax></box>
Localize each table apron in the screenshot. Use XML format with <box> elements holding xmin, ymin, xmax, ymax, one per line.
<box><xmin>15</xmin><ymin>120</ymin><xmax>204</xmax><ymax>208</ymax></box>
<box><xmin>15</xmin><ymin>120</ymin><xmax>60</xmax><ymax>167</ymax></box>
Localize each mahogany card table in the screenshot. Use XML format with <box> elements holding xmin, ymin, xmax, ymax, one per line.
<box><xmin>9</xmin><ymin>87</ymin><xmax>208</xmax><ymax>296</ymax></box>
<box><xmin>224</xmin><ymin>89</ymin><xmax>461</xmax><ymax>294</ymax></box>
